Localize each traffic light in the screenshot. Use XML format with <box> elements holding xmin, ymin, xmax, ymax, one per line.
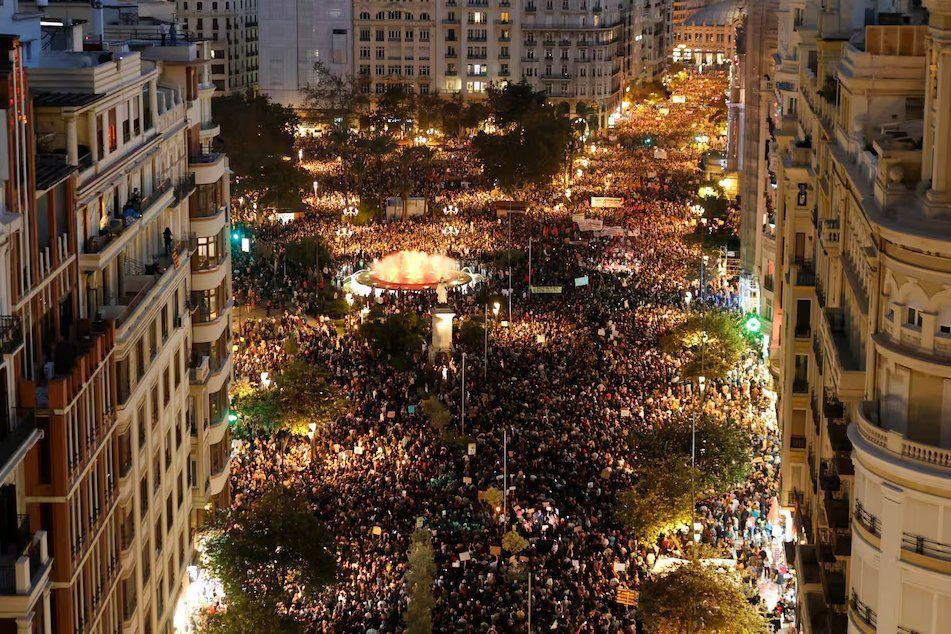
<box><xmin>742</xmin><ymin>314</ymin><xmax>763</xmax><ymax>335</ymax></box>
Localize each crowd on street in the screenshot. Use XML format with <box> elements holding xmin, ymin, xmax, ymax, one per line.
<box><xmin>203</xmin><ymin>70</ymin><xmax>798</xmax><ymax>632</ymax></box>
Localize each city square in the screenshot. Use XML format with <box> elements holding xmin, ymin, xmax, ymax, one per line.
<box><xmin>0</xmin><ymin>1</ymin><xmax>950</xmax><ymax>633</ymax></box>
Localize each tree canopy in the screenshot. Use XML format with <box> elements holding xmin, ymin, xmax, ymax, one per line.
<box><xmin>213</xmin><ymin>93</ymin><xmax>310</xmax><ymax>209</ymax></box>
<box><xmin>358</xmin><ymin>311</ymin><xmax>425</xmax><ymax>369</ymax></box>
<box><xmin>628</xmin><ymin>413</ymin><xmax>751</xmax><ymax>495</ymax></box>
<box><xmin>638</xmin><ymin>560</ymin><xmax>767</xmax><ymax>633</ymax></box>
<box><xmin>232</xmin><ymin>360</ymin><xmax>349</xmax><ymax>437</ymax></box>
<box><xmin>617</xmin><ymin>457</ymin><xmax>695</xmax><ymax>543</ymax></box>
<box><xmin>404</xmin><ymin>528</ymin><xmax>436</xmax><ymax>633</ymax></box>
<box><xmin>662</xmin><ymin>310</ymin><xmax>748</xmax><ymax>382</ymax></box>
<box><xmin>203</xmin><ymin>486</ymin><xmax>336</xmax><ymax>629</ymax></box>
<box><xmin>472</xmin><ymin>82</ymin><xmax>574</xmax><ymax>190</ymax></box>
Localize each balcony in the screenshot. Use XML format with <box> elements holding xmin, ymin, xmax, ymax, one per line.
<box><xmin>23</xmin><ymin>320</ymin><xmax>114</xmax><ymax>412</ymax></box>
<box><xmin>0</xmin><ymin>524</ymin><xmax>52</xmax><ymax>613</ymax></box>
<box><xmin>901</xmin><ymin>533</ymin><xmax>951</xmax><ymax>564</ymax></box>
<box><xmin>0</xmin><ymin>409</ymin><xmax>40</xmax><ymax>481</ymax></box>
<box><xmin>175</xmin><ymin>173</ymin><xmax>197</xmax><ymax>202</ymax></box>
<box><xmin>199</xmin><ymin>120</ymin><xmax>221</xmax><ymax>139</ymax></box>
<box><xmin>853</xmin><ymin>400</ymin><xmax>951</xmax><ymax>469</ymax></box>
<box><xmin>97</xmin><ymin>237</ymin><xmax>195</xmax><ymax>330</ymax></box>
<box><xmin>821</xmin><ymin>309</ymin><xmax>865</xmax><ymax>392</ymax></box>
<box><xmin>854</xmin><ymin>499</ymin><xmax>881</xmax><ymax>541</ymax></box>
<box><xmin>0</xmin><ymin>316</ymin><xmax>23</xmax><ymax>354</ymax></box>
<box><xmin>188</xmin><ymin>152</ymin><xmax>227</xmax><ymax>186</ymax></box>
<box><xmin>80</xmin><ymin>180</ymin><xmax>175</xmax><ymax>270</ymax></box>
<box><xmin>208</xmin><ymin>442</ymin><xmax>231</xmax><ymax>496</ymax></box>
<box><xmin>794</xmin><ymin>259</ymin><xmax>816</xmax><ymax>287</ymax></box>
<box><xmin>849</xmin><ymin>592</ymin><xmax>877</xmax><ymax>633</ymax></box>
<box><xmin>189</xmin><ymin>355</ymin><xmax>210</xmax><ymax>385</ymax></box>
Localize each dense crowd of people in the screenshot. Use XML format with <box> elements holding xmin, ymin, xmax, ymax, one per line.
<box><xmin>203</xmin><ymin>70</ymin><xmax>797</xmax><ymax>631</ymax></box>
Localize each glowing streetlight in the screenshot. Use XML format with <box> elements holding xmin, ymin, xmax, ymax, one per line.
<box><xmin>312</xmin><ymin>180</ymin><xmax>319</xmax><ymax>197</ymax></box>
<box><xmin>342</xmin><ymin>205</ymin><xmax>359</xmax><ymax>220</ymax></box>
<box><xmin>492</xmin><ymin>302</ymin><xmax>500</xmax><ymax>316</ymax></box>
<box><xmin>442</xmin><ymin>204</ymin><xmax>459</xmax><ymax>216</ymax></box>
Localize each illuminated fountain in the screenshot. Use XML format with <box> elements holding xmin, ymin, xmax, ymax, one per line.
<box><xmin>347</xmin><ymin>250</ymin><xmax>478</xmax><ymax>293</ymax></box>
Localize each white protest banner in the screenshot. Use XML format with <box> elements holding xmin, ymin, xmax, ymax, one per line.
<box><xmin>590</xmin><ymin>196</ymin><xmax>624</xmax><ymax>209</ymax></box>
<box><xmin>575</xmin><ymin>276</ymin><xmax>589</xmax><ymax>287</ymax></box>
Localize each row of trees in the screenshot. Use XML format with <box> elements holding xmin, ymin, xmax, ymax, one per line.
<box><xmin>619</xmin><ymin>310</ymin><xmax>768</xmax><ymax>632</ymax></box>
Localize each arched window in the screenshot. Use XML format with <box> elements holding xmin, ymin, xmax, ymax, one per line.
<box><xmin>360</xmin><ymin>11</ymin><xmax>370</xmax><ymax>20</ymax></box>
<box><xmin>420</xmin><ymin>12</ymin><xmax>430</xmax><ymax>20</ymax></box>
<box><xmin>376</xmin><ymin>11</ymin><xmax>385</xmax><ymax>19</ymax></box>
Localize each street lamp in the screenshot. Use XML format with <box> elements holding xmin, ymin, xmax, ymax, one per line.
<box><xmin>312</xmin><ymin>180</ymin><xmax>319</xmax><ymax>197</ymax></box>
<box><xmin>442</xmin><ymin>203</ymin><xmax>459</xmax><ymax>216</ymax></box>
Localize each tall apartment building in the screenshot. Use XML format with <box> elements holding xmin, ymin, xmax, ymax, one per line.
<box><xmin>0</xmin><ymin>21</ymin><xmax>56</xmax><ymax>634</ymax></box>
<box><xmin>178</xmin><ymin>0</ymin><xmax>259</xmax><ymax>93</ymax></box>
<box><xmin>349</xmin><ymin>1</ymin><xmax>638</xmax><ymax>124</ymax></box>
<box><xmin>1</xmin><ymin>5</ymin><xmax>233</xmax><ymax>631</ymax></box>
<box><xmin>518</xmin><ymin>0</ymin><xmax>630</xmax><ymax>117</ymax></box>
<box><xmin>353</xmin><ymin>0</ymin><xmax>438</xmax><ymax>97</ymax></box>
<box><xmin>670</xmin><ymin>0</ymin><xmax>743</xmax><ymax>66</ymax></box>
<box><xmin>259</xmin><ymin>0</ymin><xmax>353</xmax><ymax>107</ymax></box>
<box><xmin>745</xmin><ymin>0</ymin><xmax>951</xmax><ymax>631</ymax></box>
<box><xmin>260</xmin><ymin>1</ymin><xmax>668</xmax><ymax>123</ymax></box>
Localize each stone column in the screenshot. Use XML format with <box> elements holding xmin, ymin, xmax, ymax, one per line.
<box><xmin>149</xmin><ymin>78</ymin><xmax>159</xmax><ymax>123</ymax></box>
<box><xmin>923</xmin><ymin>0</ymin><xmax>951</xmax><ymax>204</ymax></box>
<box><xmin>430</xmin><ymin>306</ymin><xmax>455</xmax><ymax>362</ymax></box>
<box><xmin>65</xmin><ymin>116</ymin><xmax>78</xmax><ymax>166</ymax></box>
<box><xmin>15</xmin><ymin>613</ymin><xmax>32</xmax><ymax>634</ymax></box>
<box><xmin>876</xmin><ymin>481</ymin><xmax>904</xmax><ymax>634</ymax></box>
<box><xmin>87</xmin><ymin>110</ymin><xmax>98</xmax><ymax>164</ymax></box>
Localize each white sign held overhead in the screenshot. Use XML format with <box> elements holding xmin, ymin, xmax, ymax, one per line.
<box><xmin>590</xmin><ymin>196</ymin><xmax>624</xmax><ymax>208</ymax></box>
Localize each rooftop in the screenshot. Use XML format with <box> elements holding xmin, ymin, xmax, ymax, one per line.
<box><xmin>682</xmin><ymin>0</ymin><xmax>744</xmax><ymax>27</ymax></box>
<box><xmin>32</xmin><ymin>92</ymin><xmax>105</xmax><ymax>108</ymax></box>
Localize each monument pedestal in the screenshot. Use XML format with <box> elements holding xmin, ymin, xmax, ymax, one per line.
<box><xmin>430</xmin><ymin>306</ymin><xmax>455</xmax><ymax>362</ymax></box>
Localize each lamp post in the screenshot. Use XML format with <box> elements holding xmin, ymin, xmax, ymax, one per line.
<box><xmin>502</xmin><ymin>427</ymin><xmax>508</xmax><ymax>520</ymax></box>
<box><xmin>460</xmin><ymin>352</ymin><xmax>466</xmax><ymax>437</ymax></box>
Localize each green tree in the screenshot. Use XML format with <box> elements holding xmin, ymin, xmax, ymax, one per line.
<box><xmin>233</xmin><ymin>361</ymin><xmax>349</xmax><ymax>437</ymax></box>
<box><xmin>421</xmin><ymin>396</ymin><xmax>451</xmax><ymax>433</ymax></box>
<box><xmin>395</xmin><ymin>146</ymin><xmax>435</xmax><ymax>219</ymax></box>
<box><xmin>486</xmin><ymin>80</ymin><xmax>547</xmax><ymax>128</ymax></box>
<box><xmin>194</xmin><ymin>594</ymin><xmax>301</xmax><ymax>634</ymax></box>
<box><xmin>303</xmin><ymin>61</ymin><xmax>370</xmax><ymax>122</ymax></box>
<box><xmin>203</xmin><ymin>487</ymin><xmax>336</xmax><ymax>628</ymax></box>
<box><xmin>662</xmin><ymin>310</ymin><xmax>748</xmax><ymax>382</ymax></box>
<box><xmin>628</xmin><ymin>414</ymin><xmax>752</xmax><ymax>497</ymax></box>
<box><xmin>617</xmin><ymin>458</ymin><xmax>696</xmax><ymax>543</ymax></box>
<box><xmin>502</xmin><ymin>530</ymin><xmax>529</xmax><ymax>554</ymax></box>
<box><xmin>638</xmin><ymin>560</ymin><xmax>768</xmax><ymax>633</ymax></box>
<box><xmin>405</xmin><ymin>528</ymin><xmax>436</xmax><ymax>634</ymax></box>
<box><xmin>212</xmin><ymin>93</ymin><xmax>309</xmax><ymax>209</ymax></box>
<box><xmin>482</xmin><ymin>486</ymin><xmax>503</xmax><ymax>510</ymax></box>
<box><xmin>367</xmin><ymin>85</ymin><xmax>416</xmax><ymax>133</ymax></box>
<box><xmin>358</xmin><ymin>312</ymin><xmax>425</xmax><ymax>369</ymax></box>
<box><xmin>284</xmin><ymin>236</ymin><xmax>332</xmax><ymax>271</ymax></box>
<box><xmin>458</xmin><ymin>318</ymin><xmax>485</xmax><ymax>353</ymax></box>
<box><xmin>473</xmin><ymin>93</ymin><xmax>573</xmax><ymax>190</ymax></box>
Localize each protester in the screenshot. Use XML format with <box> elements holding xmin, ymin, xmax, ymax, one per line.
<box><xmin>200</xmin><ymin>70</ymin><xmax>796</xmax><ymax>632</ymax></box>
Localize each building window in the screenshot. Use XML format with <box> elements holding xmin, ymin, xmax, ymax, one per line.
<box><xmin>906</xmin><ymin>306</ymin><xmax>923</xmax><ymax>328</ymax></box>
